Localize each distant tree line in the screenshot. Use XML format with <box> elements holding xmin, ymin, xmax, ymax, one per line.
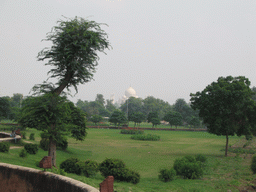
<box><xmin>75</xmin><ymin>94</ymin><xmax>202</xmax><ymax>128</ymax></box>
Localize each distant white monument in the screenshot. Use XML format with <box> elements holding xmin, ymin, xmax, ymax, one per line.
<box><xmin>121</xmin><ymin>86</ymin><xmax>138</xmax><ymax>104</ymax></box>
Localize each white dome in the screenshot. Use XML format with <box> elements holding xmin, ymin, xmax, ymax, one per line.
<box><xmin>125</xmin><ymin>87</ymin><xmax>137</xmax><ymax>98</ymax></box>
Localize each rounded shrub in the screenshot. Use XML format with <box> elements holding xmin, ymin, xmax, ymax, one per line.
<box><xmin>60</xmin><ymin>158</ymin><xmax>81</xmax><ymax>174</ymax></box>
<box><xmin>173</xmin><ymin>156</ymin><xmax>203</xmax><ymax>179</ymax></box>
<box><xmin>19</xmin><ymin>149</ymin><xmax>28</xmax><ymax>158</ymax></box>
<box><xmin>99</xmin><ymin>158</ymin><xmax>140</xmax><ymax>184</ymax></box>
<box><xmin>159</xmin><ymin>168</ymin><xmax>176</xmax><ymax>182</ymax></box>
<box><xmin>0</xmin><ymin>142</ymin><xmax>10</xmax><ymax>153</ymax></box>
<box><xmin>124</xmin><ymin>169</ymin><xmax>140</xmax><ymax>184</ymax></box>
<box><xmin>251</xmin><ymin>155</ymin><xmax>256</xmax><ymax>174</ymax></box>
<box><xmin>24</xmin><ymin>144</ymin><xmax>38</xmax><ymax>154</ymax></box>
<box><xmin>99</xmin><ymin>158</ymin><xmax>126</xmax><ymax>178</ymax></box>
<box><xmin>29</xmin><ymin>133</ymin><xmax>35</xmax><ymax>140</ymax></box>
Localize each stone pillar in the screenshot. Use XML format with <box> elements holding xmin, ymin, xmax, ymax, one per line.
<box><xmin>100</xmin><ymin>176</ymin><xmax>114</xmax><ymax>192</ymax></box>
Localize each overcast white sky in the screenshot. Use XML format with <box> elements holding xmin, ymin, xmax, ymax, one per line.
<box><xmin>0</xmin><ymin>0</ymin><xmax>256</xmax><ymax>105</ymax></box>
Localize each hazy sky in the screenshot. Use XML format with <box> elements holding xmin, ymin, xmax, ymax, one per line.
<box><xmin>1</xmin><ymin>0</ymin><xmax>256</xmax><ymax>105</ymax></box>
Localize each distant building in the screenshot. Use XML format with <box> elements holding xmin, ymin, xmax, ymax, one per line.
<box><xmin>117</xmin><ymin>86</ymin><xmax>138</xmax><ymax>105</ymax></box>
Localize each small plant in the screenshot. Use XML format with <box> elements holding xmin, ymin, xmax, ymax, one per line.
<box><xmin>60</xmin><ymin>157</ymin><xmax>81</xmax><ymax>174</ymax></box>
<box><xmin>29</xmin><ymin>133</ymin><xmax>35</xmax><ymax>140</ymax></box>
<box><xmin>51</xmin><ymin>167</ymin><xmax>67</xmax><ymax>176</ymax></box>
<box><xmin>0</xmin><ymin>142</ymin><xmax>10</xmax><ymax>152</ymax></box>
<box><xmin>251</xmin><ymin>155</ymin><xmax>256</xmax><ymax>174</ymax></box>
<box><xmin>120</xmin><ymin>129</ymin><xmax>144</xmax><ymax>135</ymax></box>
<box><xmin>24</xmin><ymin>144</ymin><xmax>38</xmax><ymax>154</ymax></box>
<box><xmin>173</xmin><ymin>156</ymin><xmax>203</xmax><ymax>179</ymax></box>
<box><xmin>131</xmin><ymin>134</ymin><xmax>160</xmax><ymax>141</ymax></box>
<box><xmin>159</xmin><ymin>168</ymin><xmax>176</xmax><ymax>182</ymax></box>
<box><xmin>19</xmin><ymin>149</ymin><xmax>28</xmax><ymax>158</ymax></box>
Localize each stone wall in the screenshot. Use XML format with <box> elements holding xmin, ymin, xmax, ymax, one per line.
<box><xmin>0</xmin><ymin>163</ymin><xmax>99</xmax><ymax>192</ymax></box>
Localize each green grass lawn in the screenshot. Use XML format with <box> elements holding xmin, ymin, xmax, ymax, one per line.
<box><xmin>0</xmin><ymin>128</ymin><xmax>255</xmax><ymax>192</ymax></box>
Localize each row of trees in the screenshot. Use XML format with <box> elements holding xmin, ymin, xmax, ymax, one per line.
<box><xmin>75</xmin><ymin>94</ymin><xmax>201</xmax><ymax>128</ymax></box>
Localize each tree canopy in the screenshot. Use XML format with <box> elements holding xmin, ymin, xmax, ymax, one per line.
<box><xmin>109</xmin><ymin>110</ymin><xmax>127</xmax><ymax>127</ymax></box>
<box><xmin>163</xmin><ymin>111</ymin><xmax>182</xmax><ymax>128</ymax></box>
<box><xmin>25</xmin><ymin>17</ymin><xmax>110</xmax><ymax>167</ymax></box>
<box><xmin>190</xmin><ymin>76</ymin><xmax>256</xmax><ymax>156</ymax></box>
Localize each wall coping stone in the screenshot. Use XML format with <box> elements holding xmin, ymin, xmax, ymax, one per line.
<box><xmin>0</xmin><ymin>163</ymin><xmax>99</xmax><ymax>192</ymax></box>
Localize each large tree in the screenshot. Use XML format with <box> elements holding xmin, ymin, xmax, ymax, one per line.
<box><xmin>163</xmin><ymin>111</ymin><xmax>182</xmax><ymax>128</ymax></box>
<box><xmin>109</xmin><ymin>110</ymin><xmax>127</xmax><ymax>127</ymax></box>
<box><xmin>190</xmin><ymin>76</ymin><xmax>256</xmax><ymax>156</ymax></box>
<box><xmin>25</xmin><ymin>17</ymin><xmax>110</xmax><ymax>167</ymax></box>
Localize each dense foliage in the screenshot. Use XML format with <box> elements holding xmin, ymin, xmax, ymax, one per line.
<box><xmin>60</xmin><ymin>157</ymin><xmax>81</xmax><ymax>174</ymax></box>
<box><xmin>109</xmin><ymin>110</ymin><xmax>127</xmax><ymax>127</ymax></box>
<box><xmin>24</xmin><ymin>144</ymin><xmax>38</xmax><ymax>154</ymax></box>
<box><xmin>120</xmin><ymin>129</ymin><xmax>144</xmax><ymax>135</ymax></box>
<box><xmin>19</xmin><ymin>149</ymin><xmax>28</xmax><ymax>158</ymax></box>
<box><xmin>99</xmin><ymin>158</ymin><xmax>140</xmax><ymax>184</ymax></box>
<box><xmin>173</xmin><ymin>155</ymin><xmax>204</xmax><ymax>179</ymax></box>
<box><xmin>130</xmin><ymin>134</ymin><xmax>160</xmax><ymax>141</ymax></box>
<box><xmin>158</xmin><ymin>168</ymin><xmax>176</xmax><ymax>182</ymax></box>
<box><xmin>190</xmin><ymin>76</ymin><xmax>256</xmax><ymax>156</ymax></box>
<box><xmin>77</xmin><ymin>160</ymin><xmax>99</xmax><ymax>177</ymax></box>
<box><xmin>0</xmin><ymin>142</ymin><xmax>10</xmax><ymax>152</ymax></box>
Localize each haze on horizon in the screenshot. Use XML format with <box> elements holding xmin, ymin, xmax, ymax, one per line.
<box><xmin>1</xmin><ymin>0</ymin><xmax>256</xmax><ymax>105</ymax></box>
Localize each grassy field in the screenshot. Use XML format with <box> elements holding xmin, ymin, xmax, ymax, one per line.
<box><xmin>1</xmin><ymin>128</ymin><xmax>256</xmax><ymax>191</ymax></box>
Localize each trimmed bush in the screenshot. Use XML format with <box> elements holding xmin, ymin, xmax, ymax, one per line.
<box><xmin>251</xmin><ymin>155</ymin><xmax>256</xmax><ymax>174</ymax></box>
<box><xmin>159</xmin><ymin>168</ymin><xmax>176</xmax><ymax>182</ymax></box>
<box><xmin>173</xmin><ymin>156</ymin><xmax>203</xmax><ymax>179</ymax></box>
<box><xmin>29</xmin><ymin>133</ymin><xmax>35</xmax><ymax>140</ymax></box>
<box><xmin>60</xmin><ymin>157</ymin><xmax>81</xmax><ymax>174</ymax></box>
<box><xmin>99</xmin><ymin>158</ymin><xmax>140</xmax><ymax>184</ymax></box>
<box><xmin>120</xmin><ymin>129</ymin><xmax>144</xmax><ymax>135</ymax></box>
<box><xmin>130</xmin><ymin>134</ymin><xmax>160</xmax><ymax>141</ymax></box>
<box><xmin>24</xmin><ymin>144</ymin><xmax>38</xmax><ymax>154</ymax></box>
<box><xmin>99</xmin><ymin>158</ymin><xmax>125</xmax><ymax>178</ymax></box>
<box><xmin>122</xmin><ymin>168</ymin><xmax>140</xmax><ymax>184</ymax></box>
<box><xmin>19</xmin><ymin>149</ymin><xmax>28</xmax><ymax>158</ymax></box>
<box><xmin>0</xmin><ymin>142</ymin><xmax>10</xmax><ymax>153</ymax></box>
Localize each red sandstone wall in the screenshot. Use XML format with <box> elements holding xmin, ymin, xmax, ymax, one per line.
<box><xmin>0</xmin><ymin>163</ymin><xmax>99</xmax><ymax>192</ymax></box>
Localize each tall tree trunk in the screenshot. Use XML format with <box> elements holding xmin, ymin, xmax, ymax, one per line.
<box><xmin>48</xmin><ymin>137</ymin><xmax>57</xmax><ymax>167</ymax></box>
<box><xmin>225</xmin><ymin>134</ymin><xmax>229</xmax><ymax>157</ymax></box>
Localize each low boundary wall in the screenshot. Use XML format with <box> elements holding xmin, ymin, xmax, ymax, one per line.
<box><xmin>0</xmin><ymin>163</ymin><xmax>99</xmax><ymax>192</ymax></box>
<box><xmin>0</xmin><ymin>132</ymin><xmax>21</xmax><ymax>143</ymax></box>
